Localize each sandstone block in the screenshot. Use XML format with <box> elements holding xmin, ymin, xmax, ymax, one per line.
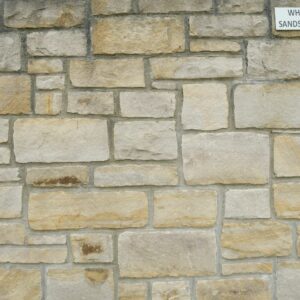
<box><xmin>35</xmin><ymin>91</ymin><xmax>62</xmax><ymax>115</ymax></box>
<box><xmin>190</xmin><ymin>39</ymin><xmax>241</xmax><ymax>52</ymax></box>
<box><xmin>36</xmin><ymin>74</ymin><xmax>65</xmax><ymax>90</ymax></box>
<box><xmin>0</xmin><ymin>223</ymin><xmax>25</xmax><ymax>245</ymax></box>
<box><xmin>0</xmin><ymin>33</ymin><xmax>21</xmax><ymax>71</ymax></box>
<box><xmin>119</xmin><ymin>282</ymin><xmax>147</xmax><ymax>300</ymax></box>
<box><xmin>28</xmin><ymin>58</ymin><xmax>63</xmax><ymax>74</ymax></box>
<box><xmin>222</xmin><ymin>262</ymin><xmax>273</xmax><ymax>276</ymax></box>
<box><xmin>0</xmin><ymin>147</ymin><xmax>10</xmax><ymax>164</ymax></box>
<box><xmin>0</xmin><ymin>168</ymin><xmax>20</xmax><ymax>182</ymax></box>
<box><xmin>218</xmin><ymin>0</ymin><xmax>265</xmax><ymax>13</ymax></box>
<box><xmin>0</xmin><ymin>119</ymin><xmax>9</xmax><ymax>143</ymax></box>
<box><xmin>26</xmin><ymin>234</ymin><xmax>66</xmax><ymax>245</ymax></box>
<box><xmin>152</xmin><ymin>281</ymin><xmax>191</xmax><ymax>300</ymax></box>
<box><xmin>0</xmin><ymin>185</ymin><xmax>22</xmax><ymax>218</ymax></box>
<box><xmin>92</xmin><ymin>0</ymin><xmax>132</xmax><ymax>15</ymax></box>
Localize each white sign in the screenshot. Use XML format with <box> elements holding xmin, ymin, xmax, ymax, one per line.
<box><xmin>275</xmin><ymin>7</ymin><xmax>300</xmax><ymax>30</ymax></box>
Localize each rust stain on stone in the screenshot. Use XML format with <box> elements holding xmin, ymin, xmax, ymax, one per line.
<box><xmin>81</xmin><ymin>243</ymin><xmax>103</xmax><ymax>255</ymax></box>
<box><xmin>85</xmin><ymin>269</ymin><xmax>108</xmax><ymax>284</ymax></box>
<box><xmin>33</xmin><ymin>176</ymin><xmax>81</xmax><ymax>186</ymax></box>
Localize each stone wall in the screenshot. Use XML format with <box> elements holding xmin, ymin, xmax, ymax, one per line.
<box><xmin>0</xmin><ymin>0</ymin><xmax>299</xmax><ymax>299</ymax></box>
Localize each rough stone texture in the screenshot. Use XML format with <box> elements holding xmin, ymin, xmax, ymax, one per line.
<box><xmin>221</xmin><ymin>221</ymin><xmax>292</xmax><ymax>259</ymax></box>
<box><xmin>4</xmin><ymin>0</ymin><xmax>85</xmax><ymax>28</ymax></box>
<box><xmin>274</xmin><ymin>135</ymin><xmax>300</xmax><ymax>177</ymax></box>
<box><xmin>118</xmin><ymin>230</ymin><xmax>216</xmax><ymax>277</ymax></box>
<box><xmin>47</xmin><ymin>268</ymin><xmax>114</xmax><ymax>300</ymax></box>
<box><xmin>119</xmin><ymin>282</ymin><xmax>147</xmax><ymax>300</ymax></box>
<box><xmin>26</xmin><ymin>165</ymin><xmax>89</xmax><ymax>187</ymax></box>
<box><xmin>94</xmin><ymin>163</ymin><xmax>178</xmax><ymax>187</ymax></box>
<box><xmin>274</xmin><ymin>183</ymin><xmax>300</xmax><ymax>219</ymax></box>
<box><xmin>68</xmin><ymin>91</ymin><xmax>114</xmax><ymax>115</ymax></box>
<box><xmin>218</xmin><ymin>0</ymin><xmax>265</xmax><ymax>13</ymax></box>
<box><xmin>0</xmin><ymin>223</ymin><xmax>25</xmax><ymax>244</ymax></box>
<box><xmin>0</xmin><ymin>75</ymin><xmax>31</xmax><ymax>115</ymax></box>
<box><xmin>0</xmin><ymin>269</ymin><xmax>41</xmax><ymax>300</ymax></box>
<box><xmin>36</xmin><ymin>74</ymin><xmax>65</xmax><ymax>90</ymax></box>
<box><xmin>0</xmin><ymin>185</ymin><xmax>22</xmax><ymax>218</ymax></box>
<box><xmin>92</xmin><ymin>0</ymin><xmax>132</xmax><ymax>15</ymax></box>
<box><xmin>153</xmin><ymin>189</ymin><xmax>217</xmax><ymax>228</ymax></box>
<box><xmin>35</xmin><ymin>91</ymin><xmax>62</xmax><ymax>115</ymax></box>
<box><xmin>70</xmin><ymin>233</ymin><xmax>113</xmax><ymax>263</ymax></box>
<box><xmin>120</xmin><ymin>91</ymin><xmax>176</xmax><ymax>118</ymax></box>
<box><xmin>26</xmin><ymin>234</ymin><xmax>66</xmax><ymax>245</ymax></box>
<box><xmin>190</xmin><ymin>15</ymin><xmax>268</xmax><ymax>37</ymax></box>
<box><xmin>152</xmin><ymin>281</ymin><xmax>191</xmax><ymax>300</ymax></box>
<box><xmin>197</xmin><ymin>277</ymin><xmax>271</xmax><ymax>300</ymax></box>
<box><xmin>0</xmin><ymin>33</ymin><xmax>21</xmax><ymax>71</ymax></box>
<box><xmin>182</xmin><ymin>133</ymin><xmax>270</xmax><ymax>185</ymax></box>
<box><xmin>92</xmin><ymin>16</ymin><xmax>185</xmax><ymax>54</ymax></box>
<box><xmin>222</xmin><ymin>262</ymin><xmax>273</xmax><ymax>276</ymax></box>
<box><xmin>0</xmin><ymin>119</ymin><xmax>9</xmax><ymax>143</ymax></box>
<box><xmin>235</xmin><ymin>82</ymin><xmax>300</xmax><ymax>128</ymax></box>
<box><xmin>0</xmin><ymin>168</ymin><xmax>20</xmax><ymax>182</ymax></box>
<box><xmin>27</xmin><ymin>30</ymin><xmax>87</xmax><ymax>56</ymax></box>
<box><xmin>182</xmin><ymin>83</ymin><xmax>228</xmax><ymax>130</ymax></box>
<box><xmin>150</xmin><ymin>56</ymin><xmax>243</xmax><ymax>79</ymax></box>
<box><xmin>70</xmin><ymin>59</ymin><xmax>145</xmax><ymax>88</ymax></box>
<box><xmin>0</xmin><ymin>147</ymin><xmax>10</xmax><ymax>164</ymax></box>
<box><xmin>29</xmin><ymin>190</ymin><xmax>148</xmax><ymax>230</ymax></box>
<box><xmin>225</xmin><ymin>189</ymin><xmax>271</xmax><ymax>219</ymax></box>
<box><xmin>14</xmin><ymin>118</ymin><xmax>109</xmax><ymax>163</ymax></box>
<box><xmin>248</xmin><ymin>40</ymin><xmax>300</xmax><ymax>79</ymax></box>
<box><xmin>114</xmin><ymin>121</ymin><xmax>178</xmax><ymax>160</ymax></box>
<box><xmin>28</xmin><ymin>58</ymin><xmax>63</xmax><ymax>74</ymax></box>
<box><xmin>190</xmin><ymin>39</ymin><xmax>241</xmax><ymax>52</ymax></box>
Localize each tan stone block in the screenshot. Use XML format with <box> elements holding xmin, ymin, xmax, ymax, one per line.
<box><xmin>94</xmin><ymin>163</ymin><xmax>178</xmax><ymax>187</ymax></box>
<box><xmin>71</xmin><ymin>233</ymin><xmax>113</xmax><ymax>263</ymax></box>
<box><xmin>0</xmin><ymin>168</ymin><xmax>20</xmax><ymax>182</ymax></box>
<box><xmin>119</xmin><ymin>282</ymin><xmax>147</xmax><ymax>300</ymax></box>
<box><xmin>221</xmin><ymin>221</ymin><xmax>292</xmax><ymax>259</ymax></box>
<box><xmin>47</xmin><ymin>268</ymin><xmax>114</xmax><ymax>300</ymax></box>
<box><xmin>29</xmin><ymin>190</ymin><xmax>147</xmax><ymax>230</ymax></box>
<box><xmin>14</xmin><ymin>118</ymin><xmax>109</xmax><ymax>163</ymax></box>
<box><xmin>26</xmin><ymin>234</ymin><xmax>66</xmax><ymax>245</ymax></box>
<box><xmin>35</xmin><ymin>91</ymin><xmax>62</xmax><ymax>115</ymax></box>
<box><xmin>152</xmin><ymin>81</ymin><xmax>177</xmax><ymax>90</ymax></box>
<box><xmin>182</xmin><ymin>83</ymin><xmax>228</xmax><ymax>130</ymax></box>
<box><xmin>26</xmin><ymin>165</ymin><xmax>89</xmax><ymax>187</ymax></box>
<box><xmin>0</xmin><ymin>223</ymin><xmax>25</xmax><ymax>245</ymax></box>
<box><xmin>28</xmin><ymin>58</ymin><xmax>63</xmax><ymax>74</ymax></box>
<box><xmin>70</xmin><ymin>59</ymin><xmax>145</xmax><ymax>88</ymax></box>
<box><xmin>190</xmin><ymin>39</ymin><xmax>241</xmax><ymax>52</ymax></box>
<box><xmin>0</xmin><ymin>269</ymin><xmax>41</xmax><ymax>300</ymax></box>
<box><xmin>150</xmin><ymin>56</ymin><xmax>243</xmax><ymax>79</ymax></box>
<box><xmin>36</xmin><ymin>74</ymin><xmax>65</xmax><ymax>90</ymax></box>
<box><xmin>0</xmin><ymin>185</ymin><xmax>22</xmax><ymax>218</ymax></box>
<box><xmin>0</xmin><ymin>32</ymin><xmax>21</xmax><ymax>71</ymax></box>
<box><xmin>153</xmin><ymin>189</ymin><xmax>217</xmax><ymax>228</ymax></box>
<box><xmin>218</xmin><ymin>0</ymin><xmax>265</xmax><ymax>13</ymax></box>
<box><xmin>0</xmin><ymin>147</ymin><xmax>10</xmax><ymax>164</ymax></box>
<box><xmin>0</xmin><ymin>119</ymin><xmax>9</xmax><ymax>143</ymax></box>
<box><xmin>92</xmin><ymin>16</ymin><xmax>184</xmax><ymax>54</ymax></box>
<box><xmin>0</xmin><ymin>75</ymin><xmax>31</xmax><ymax>115</ymax></box>
<box><xmin>92</xmin><ymin>0</ymin><xmax>132</xmax><ymax>15</ymax></box>
<box><xmin>118</xmin><ymin>230</ymin><xmax>216</xmax><ymax>277</ymax></box>
<box><xmin>222</xmin><ymin>262</ymin><xmax>273</xmax><ymax>276</ymax></box>
<box><xmin>152</xmin><ymin>281</ymin><xmax>191</xmax><ymax>300</ymax></box>
<box><xmin>182</xmin><ymin>133</ymin><xmax>269</xmax><ymax>185</ymax></box>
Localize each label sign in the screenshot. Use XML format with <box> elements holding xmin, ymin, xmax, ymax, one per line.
<box><xmin>275</xmin><ymin>7</ymin><xmax>300</xmax><ymax>30</ymax></box>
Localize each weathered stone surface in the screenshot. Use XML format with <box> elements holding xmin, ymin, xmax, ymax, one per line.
<box><xmin>35</xmin><ymin>91</ymin><xmax>62</xmax><ymax>115</ymax></box>
<box><xmin>190</xmin><ymin>15</ymin><xmax>268</xmax><ymax>37</ymax></box>
<box><xmin>150</xmin><ymin>56</ymin><xmax>243</xmax><ymax>79</ymax></box>
<box><xmin>92</xmin><ymin>0</ymin><xmax>132</xmax><ymax>15</ymax></box>
<box><xmin>298</xmin><ymin>227</ymin><xmax>300</xmax><ymax>256</ymax></box>
<box><xmin>190</xmin><ymin>39</ymin><xmax>241</xmax><ymax>52</ymax></box>
<box><xmin>221</xmin><ymin>221</ymin><xmax>292</xmax><ymax>259</ymax></box>
<box><xmin>4</xmin><ymin>0</ymin><xmax>85</xmax><ymax>28</ymax></box>
<box><xmin>0</xmin><ymin>33</ymin><xmax>21</xmax><ymax>71</ymax></box>
<box><xmin>119</xmin><ymin>282</ymin><xmax>147</xmax><ymax>300</ymax></box>
<box><xmin>235</xmin><ymin>82</ymin><xmax>300</xmax><ymax>128</ymax></box>
<box><xmin>92</xmin><ymin>16</ymin><xmax>185</xmax><ymax>54</ymax></box>
<box><xmin>47</xmin><ymin>268</ymin><xmax>114</xmax><ymax>300</ymax></box>
<box><xmin>14</xmin><ymin>118</ymin><xmax>109</xmax><ymax>163</ymax></box>
<box><xmin>274</xmin><ymin>135</ymin><xmax>300</xmax><ymax>177</ymax></box>
<box><xmin>118</xmin><ymin>230</ymin><xmax>216</xmax><ymax>277</ymax></box>
<box><xmin>0</xmin><ymin>185</ymin><xmax>22</xmax><ymax>218</ymax></box>
<box><xmin>0</xmin><ymin>269</ymin><xmax>41</xmax><ymax>300</ymax></box>
<box><xmin>0</xmin><ymin>246</ymin><xmax>67</xmax><ymax>263</ymax></box>
<box><xmin>94</xmin><ymin>163</ymin><xmax>178</xmax><ymax>187</ymax></box>
<box><xmin>197</xmin><ymin>277</ymin><xmax>271</xmax><ymax>300</ymax></box>
<box><xmin>153</xmin><ymin>189</ymin><xmax>217</xmax><ymax>228</ymax></box>
<box><xmin>28</xmin><ymin>58</ymin><xmax>63</xmax><ymax>74</ymax></box>
<box><xmin>114</xmin><ymin>121</ymin><xmax>177</xmax><ymax>160</ymax></box>
<box><xmin>68</xmin><ymin>91</ymin><xmax>114</xmax><ymax>115</ymax></box>
<box><xmin>0</xmin><ymin>147</ymin><xmax>10</xmax><ymax>164</ymax></box>
<box><xmin>0</xmin><ymin>168</ymin><xmax>20</xmax><ymax>182</ymax></box>
<box><xmin>152</xmin><ymin>281</ymin><xmax>191</xmax><ymax>300</ymax></box>
<box><xmin>274</xmin><ymin>183</ymin><xmax>300</xmax><ymax>219</ymax></box>
<box><xmin>225</xmin><ymin>189</ymin><xmax>270</xmax><ymax>219</ymax></box>
<box><xmin>27</xmin><ymin>30</ymin><xmax>86</xmax><ymax>56</ymax></box>
<box><xmin>0</xmin><ymin>75</ymin><xmax>31</xmax><ymax>115</ymax></box>
<box><xmin>71</xmin><ymin>233</ymin><xmax>113</xmax><ymax>263</ymax></box>
<box><xmin>222</xmin><ymin>262</ymin><xmax>273</xmax><ymax>276</ymax></box>
<box><xmin>0</xmin><ymin>119</ymin><xmax>9</xmax><ymax>143</ymax></box>
<box><xmin>26</xmin><ymin>165</ymin><xmax>89</xmax><ymax>187</ymax></box>
<box><xmin>218</xmin><ymin>0</ymin><xmax>265</xmax><ymax>13</ymax></box>
<box><xmin>277</xmin><ymin>261</ymin><xmax>300</xmax><ymax>300</ymax></box>
<box><xmin>26</xmin><ymin>234</ymin><xmax>66</xmax><ymax>245</ymax></box>
<box><xmin>29</xmin><ymin>190</ymin><xmax>147</xmax><ymax>230</ymax></box>
<box><xmin>139</xmin><ymin>0</ymin><xmax>212</xmax><ymax>13</ymax></box>
<box><xmin>248</xmin><ymin>40</ymin><xmax>300</xmax><ymax>79</ymax></box>
<box><xmin>0</xmin><ymin>223</ymin><xmax>25</xmax><ymax>244</ymax></box>
<box><xmin>182</xmin><ymin>83</ymin><xmax>228</xmax><ymax>130</ymax></box>
<box><xmin>152</xmin><ymin>81</ymin><xmax>177</xmax><ymax>90</ymax></box>
<box><xmin>120</xmin><ymin>91</ymin><xmax>176</xmax><ymax>118</ymax></box>
<box><xmin>182</xmin><ymin>133</ymin><xmax>269</xmax><ymax>185</ymax></box>
<box><xmin>70</xmin><ymin>59</ymin><xmax>145</xmax><ymax>88</ymax></box>
<box><xmin>36</xmin><ymin>74</ymin><xmax>65</xmax><ymax>90</ymax></box>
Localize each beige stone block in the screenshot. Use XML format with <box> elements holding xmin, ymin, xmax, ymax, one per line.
<box><xmin>222</xmin><ymin>262</ymin><xmax>273</xmax><ymax>276</ymax></box>
<box><xmin>0</xmin><ymin>168</ymin><xmax>20</xmax><ymax>182</ymax></box>
<box><xmin>153</xmin><ymin>189</ymin><xmax>217</xmax><ymax>228</ymax></box>
<box><xmin>0</xmin><ymin>147</ymin><xmax>10</xmax><ymax>164</ymax></box>
<box><xmin>0</xmin><ymin>185</ymin><xmax>22</xmax><ymax>218</ymax></box>
<box><xmin>152</xmin><ymin>81</ymin><xmax>177</xmax><ymax>90</ymax></box>
<box><xmin>29</xmin><ymin>190</ymin><xmax>147</xmax><ymax>230</ymax></box>
<box><xmin>0</xmin><ymin>223</ymin><xmax>25</xmax><ymax>245</ymax></box>
<box><xmin>221</xmin><ymin>221</ymin><xmax>292</xmax><ymax>259</ymax></box>
<box><xmin>92</xmin><ymin>16</ymin><xmax>184</xmax><ymax>54</ymax></box>
<box><xmin>26</xmin><ymin>234</ymin><xmax>66</xmax><ymax>245</ymax></box>
<box><xmin>152</xmin><ymin>281</ymin><xmax>191</xmax><ymax>300</ymax></box>
<box><xmin>0</xmin><ymin>32</ymin><xmax>21</xmax><ymax>71</ymax></box>
<box><xmin>119</xmin><ymin>282</ymin><xmax>147</xmax><ymax>300</ymax></box>
<box><xmin>0</xmin><ymin>119</ymin><xmax>9</xmax><ymax>143</ymax></box>
<box><xmin>182</xmin><ymin>83</ymin><xmax>228</xmax><ymax>130</ymax></box>
<box><xmin>28</xmin><ymin>58</ymin><xmax>63</xmax><ymax>74</ymax></box>
<box><xmin>35</xmin><ymin>91</ymin><xmax>62</xmax><ymax>115</ymax></box>
<box><xmin>92</xmin><ymin>0</ymin><xmax>132</xmax><ymax>15</ymax></box>
<box><xmin>190</xmin><ymin>39</ymin><xmax>241</xmax><ymax>52</ymax></box>
<box><xmin>118</xmin><ymin>230</ymin><xmax>216</xmax><ymax>278</ymax></box>
<box><xmin>218</xmin><ymin>0</ymin><xmax>265</xmax><ymax>13</ymax></box>
<box><xmin>36</xmin><ymin>74</ymin><xmax>65</xmax><ymax>90</ymax></box>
